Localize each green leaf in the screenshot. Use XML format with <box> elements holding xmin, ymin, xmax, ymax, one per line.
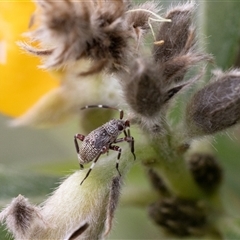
<box><xmin>201</xmin><ymin>1</ymin><xmax>240</xmax><ymax>69</ymax></box>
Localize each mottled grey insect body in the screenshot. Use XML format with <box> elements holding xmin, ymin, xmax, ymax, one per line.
<box><xmin>74</xmin><ymin>105</ymin><xmax>136</xmax><ymax>185</ymax></box>
<box><xmin>78</xmin><ymin>119</ymin><xmax>126</xmax><ymax>164</ymax></box>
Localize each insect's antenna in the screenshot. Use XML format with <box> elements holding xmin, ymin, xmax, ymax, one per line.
<box><xmin>126</xmin><ymin>9</ymin><xmax>171</xmax><ymax>42</ymax></box>
<box><xmin>81</xmin><ymin>105</ymin><xmax>124</xmax><ymax>119</ymax></box>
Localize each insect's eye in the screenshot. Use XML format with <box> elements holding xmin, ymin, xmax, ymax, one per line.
<box><xmin>118</xmin><ymin>124</ymin><xmax>124</xmax><ymax>131</ymax></box>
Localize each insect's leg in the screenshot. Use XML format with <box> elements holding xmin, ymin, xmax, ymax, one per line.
<box><xmin>109</xmin><ymin>145</ymin><xmax>122</xmax><ymax>177</ymax></box>
<box><xmin>80</xmin><ymin>146</ymin><xmax>108</xmax><ymax>185</ymax></box>
<box><xmin>127</xmin><ymin>129</ymin><xmax>136</xmax><ymax>160</ymax></box>
<box><xmin>122</xmin><ymin>129</ymin><xmax>136</xmax><ymax>160</ymax></box>
<box><xmin>74</xmin><ymin>134</ymin><xmax>85</xmax><ymax>169</ymax></box>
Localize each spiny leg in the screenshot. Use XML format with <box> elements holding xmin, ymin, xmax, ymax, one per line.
<box><xmin>114</xmin><ymin>134</ymin><xmax>136</xmax><ymax>160</ymax></box>
<box><xmin>80</xmin><ymin>146</ymin><xmax>108</xmax><ymax>185</ymax></box>
<box><xmin>109</xmin><ymin>145</ymin><xmax>122</xmax><ymax>177</ymax></box>
<box><xmin>123</xmin><ymin>129</ymin><xmax>136</xmax><ymax>160</ymax></box>
<box><xmin>74</xmin><ymin>133</ymin><xmax>85</xmax><ymax>169</ymax></box>
<box><xmin>128</xmin><ymin>129</ymin><xmax>136</xmax><ymax>160</ymax></box>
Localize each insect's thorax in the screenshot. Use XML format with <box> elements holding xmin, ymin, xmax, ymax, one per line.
<box><xmin>102</xmin><ymin>119</ymin><xmax>125</xmax><ymax>137</ymax></box>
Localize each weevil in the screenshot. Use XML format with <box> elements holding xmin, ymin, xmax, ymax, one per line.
<box><xmin>74</xmin><ymin>105</ymin><xmax>136</xmax><ymax>185</ymax></box>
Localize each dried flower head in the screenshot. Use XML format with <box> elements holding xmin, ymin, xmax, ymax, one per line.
<box><xmin>21</xmin><ymin>0</ymin><xmax>131</xmax><ymax>72</ymax></box>
<box><xmin>188</xmin><ymin>153</ymin><xmax>223</xmax><ymax>193</ymax></box>
<box><xmin>148</xmin><ymin>197</ymin><xmax>206</xmax><ymax>237</ymax></box>
<box><xmin>186</xmin><ymin>69</ymin><xmax>240</xmax><ymax>136</ymax></box>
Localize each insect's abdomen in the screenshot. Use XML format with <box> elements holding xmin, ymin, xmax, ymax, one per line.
<box><xmin>78</xmin><ymin>127</ymin><xmax>110</xmax><ymax>164</ymax></box>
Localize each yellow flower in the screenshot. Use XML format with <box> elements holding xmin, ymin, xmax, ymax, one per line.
<box><xmin>0</xmin><ymin>2</ymin><xmax>118</xmax><ymax>127</ymax></box>
<box><xmin>0</xmin><ymin>2</ymin><xmax>59</xmax><ymax>117</ymax></box>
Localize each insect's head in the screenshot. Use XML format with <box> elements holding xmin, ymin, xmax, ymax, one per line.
<box><xmin>117</xmin><ymin>119</ymin><xmax>130</xmax><ymax>131</ymax></box>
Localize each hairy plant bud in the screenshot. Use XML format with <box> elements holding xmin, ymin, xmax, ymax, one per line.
<box><xmin>148</xmin><ymin>197</ymin><xmax>206</xmax><ymax>236</ymax></box>
<box><xmin>0</xmin><ymin>195</ymin><xmax>46</xmax><ymax>240</ymax></box>
<box><xmin>0</xmin><ymin>167</ymin><xmax>124</xmax><ymax>239</ymax></box>
<box><xmin>21</xmin><ymin>0</ymin><xmax>131</xmax><ymax>72</ymax></box>
<box><xmin>188</xmin><ymin>153</ymin><xmax>222</xmax><ymax>193</ymax></box>
<box><xmin>153</xmin><ymin>3</ymin><xmax>195</xmax><ymax>63</ymax></box>
<box><xmin>122</xmin><ymin>58</ymin><xmax>188</xmax><ymax>118</ymax></box>
<box><xmin>162</xmin><ymin>53</ymin><xmax>212</xmax><ymax>84</ymax></box>
<box><xmin>186</xmin><ymin>69</ymin><xmax>240</xmax><ymax>136</ymax></box>
<box><xmin>123</xmin><ymin>59</ymin><xmax>165</xmax><ymax>117</ymax></box>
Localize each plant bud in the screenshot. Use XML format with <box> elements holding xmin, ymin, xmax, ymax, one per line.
<box><xmin>188</xmin><ymin>153</ymin><xmax>222</xmax><ymax>193</ymax></box>
<box><xmin>0</xmin><ymin>167</ymin><xmax>124</xmax><ymax>239</ymax></box>
<box><xmin>151</xmin><ymin>3</ymin><xmax>210</xmax><ymax>88</ymax></box>
<box><xmin>123</xmin><ymin>59</ymin><xmax>165</xmax><ymax>117</ymax></box>
<box><xmin>0</xmin><ymin>195</ymin><xmax>46</xmax><ymax>240</ymax></box>
<box><xmin>162</xmin><ymin>53</ymin><xmax>212</xmax><ymax>84</ymax></box>
<box><xmin>186</xmin><ymin>70</ymin><xmax>240</xmax><ymax>136</ymax></box>
<box><xmin>148</xmin><ymin>197</ymin><xmax>206</xmax><ymax>236</ymax></box>
<box><xmin>153</xmin><ymin>3</ymin><xmax>195</xmax><ymax>63</ymax></box>
<box><xmin>122</xmin><ymin>58</ymin><xmax>189</xmax><ymax>118</ymax></box>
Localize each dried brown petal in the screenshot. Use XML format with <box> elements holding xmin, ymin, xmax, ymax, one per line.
<box><xmin>104</xmin><ymin>176</ymin><xmax>122</xmax><ymax>236</ymax></box>
<box><xmin>186</xmin><ymin>69</ymin><xmax>240</xmax><ymax>135</ymax></box>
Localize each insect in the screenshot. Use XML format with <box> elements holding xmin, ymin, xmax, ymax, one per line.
<box><xmin>74</xmin><ymin>105</ymin><xmax>136</xmax><ymax>185</ymax></box>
